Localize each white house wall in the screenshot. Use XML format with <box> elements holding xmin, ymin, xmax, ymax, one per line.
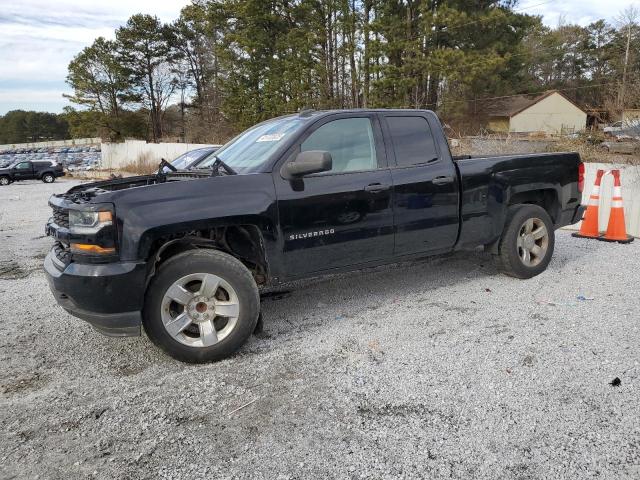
<box><xmin>509</xmin><ymin>92</ymin><xmax>587</xmax><ymax>134</ymax></box>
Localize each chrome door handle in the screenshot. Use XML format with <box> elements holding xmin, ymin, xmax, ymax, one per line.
<box><xmin>364</xmin><ymin>183</ymin><xmax>390</xmax><ymax>193</ymax></box>
<box><xmin>432</xmin><ymin>176</ymin><xmax>454</xmax><ymax>185</ymax></box>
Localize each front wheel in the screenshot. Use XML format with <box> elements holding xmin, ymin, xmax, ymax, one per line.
<box><xmin>42</xmin><ymin>174</ymin><xmax>55</xmax><ymax>183</ymax></box>
<box><xmin>495</xmin><ymin>204</ymin><xmax>555</xmax><ymax>279</ymax></box>
<box><xmin>143</xmin><ymin>250</ymin><xmax>260</xmax><ymax>363</ymax></box>
<box><xmin>0</xmin><ymin>176</ymin><xmax>9</xmax><ymax>186</ymax></box>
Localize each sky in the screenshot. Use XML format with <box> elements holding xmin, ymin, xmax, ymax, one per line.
<box><xmin>0</xmin><ymin>0</ymin><xmax>637</xmax><ymax>114</ymax></box>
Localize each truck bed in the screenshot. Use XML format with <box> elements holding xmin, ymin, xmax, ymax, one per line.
<box><xmin>453</xmin><ymin>152</ymin><xmax>583</xmax><ymax>250</ymax></box>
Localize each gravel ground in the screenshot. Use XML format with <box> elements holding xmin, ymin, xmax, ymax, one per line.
<box><xmin>0</xmin><ymin>180</ymin><xmax>638</xmax><ymax>480</ymax></box>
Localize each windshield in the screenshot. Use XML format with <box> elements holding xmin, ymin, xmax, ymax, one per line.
<box><xmin>198</xmin><ymin>116</ymin><xmax>307</xmax><ymax>173</ymax></box>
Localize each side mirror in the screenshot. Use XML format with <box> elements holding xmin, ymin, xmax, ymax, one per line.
<box><xmin>283</xmin><ymin>151</ymin><xmax>332</xmax><ymax>178</ymax></box>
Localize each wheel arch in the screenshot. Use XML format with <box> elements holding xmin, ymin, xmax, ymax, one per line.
<box><xmin>485</xmin><ymin>190</ymin><xmax>559</xmax><ymax>255</ymax></box>
<box><xmin>507</xmin><ymin>188</ymin><xmax>560</xmax><ymax>223</ymax></box>
<box><xmin>143</xmin><ymin>224</ymin><xmax>270</xmax><ymax>290</ymax></box>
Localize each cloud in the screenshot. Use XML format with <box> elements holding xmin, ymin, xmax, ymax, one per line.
<box><xmin>0</xmin><ymin>87</ymin><xmax>73</xmax><ymax>113</ymax></box>
<box><xmin>520</xmin><ymin>0</ymin><xmax>640</xmax><ymax>27</ymax></box>
<box><xmin>0</xmin><ymin>88</ymin><xmax>72</xmax><ymax>102</ymax></box>
<box><xmin>0</xmin><ymin>0</ymin><xmax>190</xmax><ymax>114</ymax></box>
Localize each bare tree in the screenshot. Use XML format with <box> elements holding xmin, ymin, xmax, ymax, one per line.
<box><xmin>615</xmin><ymin>6</ymin><xmax>639</xmax><ymax>111</ymax></box>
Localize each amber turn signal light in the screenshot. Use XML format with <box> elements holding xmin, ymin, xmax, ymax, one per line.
<box><xmin>70</xmin><ymin>243</ymin><xmax>116</xmax><ymax>254</ymax></box>
<box><xmin>97</xmin><ymin>211</ymin><xmax>113</xmax><ymax>223</ymax></box>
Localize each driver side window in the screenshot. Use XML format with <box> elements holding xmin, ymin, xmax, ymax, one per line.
<box><xmin>16</xmin><ymin>162</ymin><xmax>30</xmax><ymax>170</ymax></box>
<box><xmin>301</xmin><ymin>118</ymin><xmax>377</xmax><ymax>174</ymax></box>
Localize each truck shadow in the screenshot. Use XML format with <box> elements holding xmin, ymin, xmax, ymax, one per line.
<box><xmin>256</xmin><ymin>235</ymin><xmax>604</xmax><ymax>343</ymax></box>
<box><xmin>258</xmin><ymin>249</ymin><xmax>496</xmax><ymax>337</ymax></box>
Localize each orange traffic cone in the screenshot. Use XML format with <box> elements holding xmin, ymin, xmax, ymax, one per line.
<box><xmin>599</xmin><ymin>169</ymin><xmax>634</xmax><ymax>244</ymax></box>
<box><xmin>572</xmin><ymin>169</ymin><xmax>605</xmax><ymax>239</ymax></box>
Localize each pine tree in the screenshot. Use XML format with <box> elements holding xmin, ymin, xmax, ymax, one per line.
<box><xmin>116</xmin><ymin>14</ymin><xmax>176</xmax><ymax>141</ymax></box>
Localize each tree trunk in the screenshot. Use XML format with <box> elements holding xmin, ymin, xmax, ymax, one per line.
<box><xmin>327</xmin><ymin>6</ymin><xmax>335</xmax><ymax>102</ymax></box>
<box><xmin>363</xmin><ymin>0</ymin><xmax>370</xmax><ymax>107</ymax></box>
<box><xmin>146</xmin><ymin>54</ymin><xmax>159</xmax><ymax>142</ymax></box>
<box><xmin>349</xmin><ymin>0</ymin><xmax>358</xmax><ymax>108</ymax></box>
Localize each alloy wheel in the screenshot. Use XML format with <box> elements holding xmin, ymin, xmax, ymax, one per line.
<box><xmin>160</xmin><ymin>273</ymin><xmax>240</xmax><ymax>348</ymax></box>
<box><xmin>516</xmin><ymin>218</ymin><xmax>549</xmax><ymax>267</ymax></box>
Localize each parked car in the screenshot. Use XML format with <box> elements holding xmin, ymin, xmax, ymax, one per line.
<box><xmin>601</xmin><ymin>141</ymin><xmax>640</xmax><ymax>155</ymax></box>
<box><xmin>0</xmin><ymin>160</ymin><xmax>65</xmax><ymax>186</ymax></box>
<box><xmin>44</xmin><ymin>109</ymin><xmax>584</xmax><ymax>363</ymax></box>
<box><xmin>604</xmin><ymin>120</ymin><xmax>640</xmax><ymax>139</ymax></box>
<box><xmin>603</xmin><ymin>121</ymin><xmax>624</xmax><ymax>134</ymax></box>
<box><xmin>164</xmin><ymin>146</ymin><xmax>222</xmax><ymax>172</ymax></box>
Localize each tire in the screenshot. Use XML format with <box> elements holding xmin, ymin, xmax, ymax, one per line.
<box><xmin>495</xmin><ymin>204</ymin><xmax>555</xmax><ymax>279</ymax></box>
<box><xmin>0</xmin><ymin>176</ymin><xmax>9</xmax><ymax>186</ymax></box>
<box><xmin>42</xmin><ymin>173</ymin><xmax>55</xmax><ymax>183</ymax></box>
<box><xmin>143</xmin><ymin>249</ymin><xmax>260</xmax><ymax>363</ymax></box>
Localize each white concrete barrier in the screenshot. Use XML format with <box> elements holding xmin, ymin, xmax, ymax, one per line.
<box><xmin>0</xmin><ymin>138</ymin><xmax>101</xmax><ymax>151</ymax></box>
<box><xmin>563</xmin><ymin>162</ymin><xmax>640</xmax><ymax>238</ymax></box>
<box><xmin>100</xmin><ymin>140</ymin><xmax>217</xmax><ymax>170</ymax></box>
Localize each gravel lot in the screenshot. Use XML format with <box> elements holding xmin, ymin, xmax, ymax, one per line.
<box><xmin>1</xmin><ymin>180</ymin><xmax>638</xmax><ymax>479</ymax></box>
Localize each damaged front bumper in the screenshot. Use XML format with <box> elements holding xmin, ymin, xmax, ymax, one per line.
<box><xmin>44</xmin><ymin>251</ymin><xmax>147</xmax><ymax>337</ymax></box>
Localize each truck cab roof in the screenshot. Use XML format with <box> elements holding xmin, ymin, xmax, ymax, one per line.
<box><xmin>286</xmin><ymin>108</ymin><xmax>437</xmax><ymax>121</ymax></box>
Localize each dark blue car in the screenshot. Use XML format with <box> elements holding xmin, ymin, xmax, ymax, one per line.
<box><xmin>167</xmin><ymin>146</ymin><xmax>222</xmax><ymax>171</ymax></box>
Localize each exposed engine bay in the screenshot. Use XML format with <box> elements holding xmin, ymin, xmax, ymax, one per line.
<box><xmin>59</xmin><ymin>171</ymin><xmax>209</xmax><ymax>203</ymax></box>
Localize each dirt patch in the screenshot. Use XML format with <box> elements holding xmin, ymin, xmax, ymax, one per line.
<box><xmin>114</xmin><ymin>363</ymin><xmax>148</xmax><ymax>377</ymax></box>
<box><xmin>357</xmin><ymin>403</ymin><xmax>458</xmax><ymax>426</ymax></box>
<box><xmin>0</xmin><ymin>260</ymin><xmax>32</xmax><ymax>280</ymax></box>
<box><xmin>421</xmin><ymin>300</ymin><xmax>478</xmax><ymax>314</ymax></box>
<box><xmin>1</xmin><ymin>372</ymin><xmax>49</xmax><ymax>395</ymax></box>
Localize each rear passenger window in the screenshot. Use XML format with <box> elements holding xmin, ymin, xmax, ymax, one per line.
<box><xmin>386</xmin><ymin>116</ymin><xmax>438</xmax><ymax>167</ymax></box>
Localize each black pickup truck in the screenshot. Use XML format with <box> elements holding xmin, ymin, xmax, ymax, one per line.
<box><xmin>0</xmin><ymin>160</ymin><xmax>65</xmax><ymax>185</ymax></box>
<box><xmin>44</xmin><ymin>109</ymin><xmax>585</xmax><ymax>363</ymax></box>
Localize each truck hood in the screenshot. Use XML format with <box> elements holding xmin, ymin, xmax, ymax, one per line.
<box><xmin>60</xmin><ymin>171</ymin><xmax>213</xmax><ymax>203</ymax></box>
<box><xmin>53</xmin><ymin>171</ymin><xmax>277</xmax><ymax>214</ymax></box>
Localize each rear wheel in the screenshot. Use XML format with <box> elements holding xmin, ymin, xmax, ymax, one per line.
<box><xmin>495</xmin><ymin>204</ymin><xmax>555</xmax><ymax>279</ymax></box>
<box><xmin>0</xmin><ymin>176</ymin><xmax>9</xmax><ymax>186</ymax></box>
<box><xmin>42</xmin><ymin>173</ymin><xmax>55</xmax><ymax>183</ymax></box>
<box><xmin>143</xmin><ymin>250</ymin><xmax>260</xmax><ymax>363</ymax></box>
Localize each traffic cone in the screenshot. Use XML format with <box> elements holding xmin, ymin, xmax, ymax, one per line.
<box><xmin>599</xmin><ymin>169</ymin><xmax>634</xmax><ymax>244</ymax></box>
<box><xmin>572</xmin><ymin>169</ymin><xmax>605</xmax><ymax>239</ymax></box>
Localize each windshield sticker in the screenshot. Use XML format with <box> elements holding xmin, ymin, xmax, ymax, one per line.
<box><xmin>256</xmin><ymin>133</ymin><xmax>286</xmax><ymax>142</ymax></box>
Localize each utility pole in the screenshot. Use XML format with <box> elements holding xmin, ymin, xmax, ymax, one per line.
<box><xmin>619</xmin><ymin>21</ymin><xmax>631</xmax><ymax>111</ymax></box>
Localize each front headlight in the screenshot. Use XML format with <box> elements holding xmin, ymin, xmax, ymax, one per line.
<box><xmin>69</xmin><ymin>210</ymin><xmax>113</xmax><ymax>232</ymax></box>
<box><xmin>69</xmin><ymin>207</ymin><xmax>117</xmax><ymax>256</ymax></box>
